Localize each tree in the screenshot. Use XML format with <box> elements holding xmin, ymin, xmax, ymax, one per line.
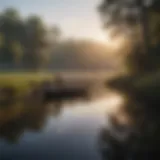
<box><xmin>0</xmin><ymin>33</ymin><xmax>4</xmax><ymax>48</ymax></box>
<box><xmin>98</xmin><ymin>2</ymin><xmax>160</xmax><ymax>158</ymax></box>
<box><xmin>10</xmin><ymin>41</ymin><xmax>23</xmax><ymax>65</ymax></box>
<box><xmin>49</xmin><ymin>26</ymin><xmax>61</xmax><ymax>44</ymax></box>
<box><xmin>0</xmin><ymin>7</ymin><xmax>64</xmax><ymax>70</ymax></box>
<box><xmin>98</xmin><ymin>0</ymin><xmax>160</xmax><ymax>74</ymax></box>
<box><xmin>24</xmin><ymin>15</ymin><xmax>49</xmax><ymax>70</ymax></box>
<box><xmin>0</xmin><ymin>8</ymin><xmax>25</xmax><ymax>67</ymax></box>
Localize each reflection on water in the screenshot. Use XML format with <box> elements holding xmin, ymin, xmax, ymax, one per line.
<box><xmin>99</xmin><ymin>89</ymin><xmax>160</xmax><ymax>160</ymax></box>
<box><xmin>0</xmin><ymin>90</ymin><xmax>122</xmax><ymax>160</ymax></box>
<box><xmin>1</xmin><ymin>86</ymin><xmax>160</xmax><ymax>160</ymax></box>
<box><xmin>0</xmin><ymin>101</ymin><xmax>61</xmax><ymax>143</ymax></box>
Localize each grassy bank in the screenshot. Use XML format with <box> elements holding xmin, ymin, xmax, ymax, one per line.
<box><xmin>0</xmin><ymin>72</ymin><xmax>54</xmax><ymax>125</ymax></box>
<box><xmin>0</xmin><ymin>72</ymin><xmax>54</xmax><ymax>94</ymax></box>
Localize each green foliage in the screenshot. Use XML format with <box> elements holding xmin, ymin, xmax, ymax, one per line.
<box><xmin>0</xmin><ymin>72</ymin><xmax>54</xmax><ymax>94</ymax></box>
<box><xmin>0</xmin><ymin>8</ymin><xmax>59</xmax><ymax>70</ymax></box>
<box><xmin>99</xmin><ymin>0</ymin><xmax>160</xmax><ymax>75</ymax></box>
<box><xmin>150</xmin><ymin>11</ymin><xmax>160</xmax><ymax>45</ymax></box>
<box><xmin>10</xmin><ymin>41</ymin><xmax>23</xmax><ymax>64</ymax></box>
<box><xmin>24</xmin><ymin>15</ymin><xmax>48</xmax><ymax>69</ymax></box>
<box><xmin>0</xmin><ymin>33</ymin><xmax>4</xmax><ymax>48</ymax></box>
<box><xmin>99</xmin><ymin>0</ymin><xmax>160</xmax><ymax>114</ymax></box>
<box><xmin>0</xmin><ymin>7</ymin><xmax>113</xmax><ymax>71</ymax></box>
<box><xmin>98</xmin><ymin>2</ymin><xmax>160</xmax><ymax>155</ymax></box>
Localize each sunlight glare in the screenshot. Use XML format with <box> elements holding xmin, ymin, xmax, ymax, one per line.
<box><xmin>96</xmin><ymin>30</ymin><xmax>126</xmax><ymax>51</ymax></box>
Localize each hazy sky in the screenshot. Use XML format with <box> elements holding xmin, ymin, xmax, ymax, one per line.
<box><xmin>0</xmin><ymin>0</ymin><xmax>107</xmax><ymax>42</ymax></box>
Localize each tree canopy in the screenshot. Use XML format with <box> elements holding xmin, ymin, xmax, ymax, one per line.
<box><xmin>0</xmin><ymin>7</ymin><xmax>112</xmax><ymax>71</ymax></box>
<box><xmin>99</xmin><ymin>0</ymin><xmax>160</xmax><ymax>74</ymax></box>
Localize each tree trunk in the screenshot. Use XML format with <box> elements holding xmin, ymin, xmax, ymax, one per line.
<box><xmin>140</xmin><ymin>0</ymin><xmax>151</xmax><ymax>54</ymax></box>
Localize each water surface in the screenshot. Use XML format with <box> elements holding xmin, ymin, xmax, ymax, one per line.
<box><xmin>0</xmin><ymin>95</ymin><xmax>120</xmax><ymax>160</ymax></box>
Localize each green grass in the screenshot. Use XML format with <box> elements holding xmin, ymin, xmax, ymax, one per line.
<box><xmin>0</xmin><ymin>72</ymin><xmax>54</xmax><ymax>95</ymax></box>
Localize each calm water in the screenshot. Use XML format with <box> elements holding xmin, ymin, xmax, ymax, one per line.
<box><xmin>0</xmin><ymin>94</ymin><xmax>122</xmax><ymax>160</ymax></box>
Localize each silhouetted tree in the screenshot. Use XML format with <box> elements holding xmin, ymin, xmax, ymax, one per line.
<box><xmin>99</xmin><ymin>0</ymin><xmax>160</xmax><ymax>74</ymax></box>
<box><xmin>98</xmin><ymin>1</ymin><xmax>160</xmax><ymax>159</ymax></box>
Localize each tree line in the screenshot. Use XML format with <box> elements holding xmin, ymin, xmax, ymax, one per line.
<box><xmin>99</xmin><ymin>0</ymin><xmax>160</xmax><ymax>74</ymax></box>
<box><xmin>0</xmin><ymin>8</ymin><xmax>112</xmax><ymax>71</ymax></box>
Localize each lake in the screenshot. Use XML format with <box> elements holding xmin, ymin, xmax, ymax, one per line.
<box><xmin>0</xmin><ymin>93</ymin><xmax>123</xmax><ymax>160</ymax></box>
